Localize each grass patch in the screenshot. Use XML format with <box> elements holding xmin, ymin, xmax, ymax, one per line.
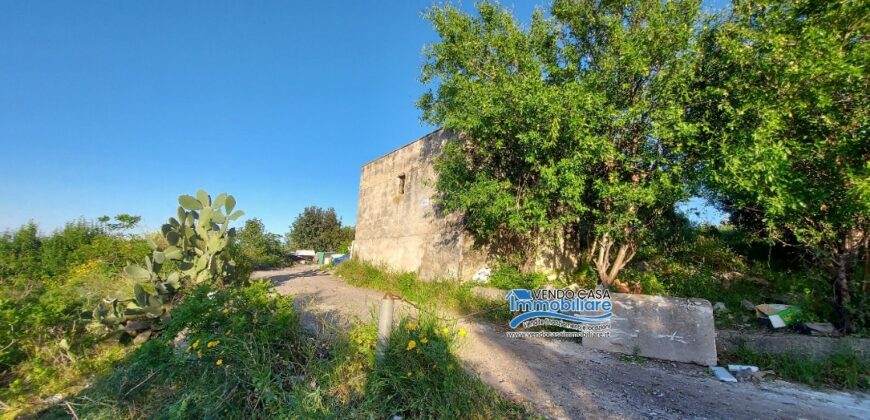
<box><xmin>35</xmin><ymin>281</ymin><xmax>531</xmax><ymax>418</ymax></box>
<box><xmin>335</xmin><ymin>259</ymin><xmax>511</xmax><ymax>321</ymax></box>
<box><xmin>724</xmin><ymin>346</ymin><xmax>870</xmax><ymax>390</ymax></box>
<box><xmin>616</xmin><ymin>346</ymin><xmax>647</xmax><ymax>366</ymax></box>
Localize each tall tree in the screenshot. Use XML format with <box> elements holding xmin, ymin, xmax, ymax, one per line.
<box><xmin>419</xmin><ymin>0</ymin><xmax>702</xmax><ymax>287</ymax></box>
<box><xmin>691</xmin><ymin>0</ymin><xmax>869</xmax><ymax>331</ymax></box>
<box><xmin>286</xmin><ymin>206</ymin><xmax>348</xmax><ymax>252</ymax></box>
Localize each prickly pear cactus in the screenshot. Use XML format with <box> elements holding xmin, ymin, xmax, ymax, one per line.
<box><xmin>91</xmin><ymin>189</ymin><xmax>244</xmax><ymax>339</ymax></box>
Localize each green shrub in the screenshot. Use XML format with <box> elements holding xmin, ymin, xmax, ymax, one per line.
<box><xmin>362</xmin><ymin>315</ymin><xmax>528</xmax><ymax>418</ymax></box>
<box><xmin>52</xmin><ymin>283</ymin><xmax>529</xmax><ymax>418</ymax></box>
<box><xmin>231</xmin><ymin>218</ymin><xmax>288</xmax><ymax>270</ymax></box>
<box><xmin>488</xmin><ymin>263</ymin><xmax>547</xmax><ymax>290</ymax></box>
<box><xmin>56</xmin><ymin>281</ymin><xmax>307</xmax><ymax>418</ymax></box>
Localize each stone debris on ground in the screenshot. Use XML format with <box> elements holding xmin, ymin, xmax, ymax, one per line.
<box><xmin>799</xmin><ymin>322</ymin><xmax>838</xmax><ymax>336</ymax></box>
<box><xmin>709</xmin><ymin>366</ymin><xmax>738</xmax><ymax>383</ymax></box>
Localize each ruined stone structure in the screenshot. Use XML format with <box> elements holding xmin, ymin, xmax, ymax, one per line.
<box><xmin>355</xmin><ymin>129</ymin><xmax>587</xmax><ymax>280</ymax></box>
<box><xmin>353</xmin><ymin>129</ymin><xmax>488</xmax><ymax>280</ymax></box>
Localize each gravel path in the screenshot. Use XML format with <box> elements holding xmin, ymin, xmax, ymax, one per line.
<box><xmin>255</xmin><ymin>266</ymin><xmax>870</xmax><ymax>420</ymax></box>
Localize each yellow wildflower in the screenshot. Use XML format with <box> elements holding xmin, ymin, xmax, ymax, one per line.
<box><xmin>207</xmin><ymin>340</ymin><xmax>220</xmax><ymax>348</ymax></box>
<box><xmin>216</xmin><ymin>359</ymin><xmax>223</xmax><ymax>366</ymax></box>
<box><xmin>405</xmin><ymin>322</ymin><xmax>418</xmax><ymax>331</ymax></box>
<box><xmin>406</xmin><ymin>340</ymin><xmax>417</xmax><ymax>351</ymax></box>
<box><xmin>458</xmin><ymin>328</ymin><xmax>467</xmax><ymax>337</ymax></box>
<box><xmin>420</xmin><ymin>337</ymin><xmax>428</xmax><ymax>344</ymax></box>
<box><xmin>197</xmin><ymin>349</ymin><xmax>203</xmax><ymax>358</ymax></box>
<box><xmin>442</xmin><ymin>327</ymin><xmax>450</xmax><ymax>335</ymax></box>
<box><xmin>191</xmin><ymin>339</ymin><xmax>201</xmax><ymax>349</ymax></box>
<box><xmin>222</xmin><ymin>308</ymin><xmax>229</xmax><ymax>314</ymax></box>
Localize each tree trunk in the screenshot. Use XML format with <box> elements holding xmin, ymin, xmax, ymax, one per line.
<box><xmin>834</xmin><ymin>249</ymin><xmax>853</xmax><ymax>333</ymax></box>
<box><xmin>591</xmin><ymin>232</ymin><xmax>636</xmax><ymax>289</ymax></box>
<box><xmin>833</xmin><ymin>228</ymin><xmax>864</xmax><ymax>334</ymax></box>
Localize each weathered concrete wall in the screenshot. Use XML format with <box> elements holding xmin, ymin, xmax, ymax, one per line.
<box><xmin>584</xmin><ymin>293</ymin><xmax>718</xmax><ymax>366</ymax></box>
<box><xmin>354</xmin><ymin>130</ymin><xmax>486</xmax><ymax>280</ymax></box>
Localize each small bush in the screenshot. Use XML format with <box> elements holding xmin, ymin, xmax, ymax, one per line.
<box><xmin>488</xmin><ymin>264</ymin><xmax>548</xmax><ymax>290</ymax></box>
<box><xmin>59</xmin><ymin>281</ymin><xmax>308</xmax><ymax>418</ymax></box>
<box><xmin>362</xmin><ymin>314</ymin><xmax>528</xmax><ymax>418</ymax></box>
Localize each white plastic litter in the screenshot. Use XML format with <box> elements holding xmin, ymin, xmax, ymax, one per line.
<box><xmin>709</xmin><ymin>366</ymin><xmax>738</xmax><ymax>383</ymax></box>
<box><xmin>472</xmin><ymin>268</ymin><xmax>492</xmax><ymax>282</ymax></box>
<box><xmin>728</xmin><ymin>364</ymin><xmax>759</xmax><ymax>373</ymax></box>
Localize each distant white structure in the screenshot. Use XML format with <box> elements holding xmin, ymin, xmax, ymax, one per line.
<box><xmin>293</xmin><ymin>250</ymin><xmax>316</xmax><ymax>257</ymax></box>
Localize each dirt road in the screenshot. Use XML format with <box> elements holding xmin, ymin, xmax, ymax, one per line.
<box><xmin>256</xmin><ymin>266</ymin><xmax>870</xmax><ymax>420</ymax></box>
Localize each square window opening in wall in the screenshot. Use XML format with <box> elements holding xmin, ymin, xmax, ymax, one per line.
<box><xmin>398</xmin><ymin>174</ymin><xmax>406</xmax><ymax>195</ymax></box>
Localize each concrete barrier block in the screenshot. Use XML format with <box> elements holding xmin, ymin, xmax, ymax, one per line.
<box><xmin>584</xmin><ymin>293</ymin><xmax>718</xmax><ymax>366</ymax></box>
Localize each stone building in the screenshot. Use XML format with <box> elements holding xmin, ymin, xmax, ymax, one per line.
<box><xmin>353</xmin><ymin>129</ymin><xmax>487</xmax><ymax>280</ymax></box>
<box><xmin>354</xmin><ymin>129</ymin><xmax>581</xmax><ymax>280</ymax></box>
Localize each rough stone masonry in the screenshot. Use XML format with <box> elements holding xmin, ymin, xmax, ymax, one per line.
<box><xmin>353</xmin><ymin>129</ymin><xmax>487</xmax><ymax>280</ymax></box>
<box><xmin>355</xmin><ymin>129</ymin><xmax>589</xmax><ymax>280</ymax></box>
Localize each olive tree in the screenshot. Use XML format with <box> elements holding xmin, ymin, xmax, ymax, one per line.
<box><xmin>419</xmin><ymin>0</ymin><xmax>702</xmax><ymax>287</ymax></box>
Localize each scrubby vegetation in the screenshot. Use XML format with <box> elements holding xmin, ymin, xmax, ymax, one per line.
<box><xmin>0</xmin><ymin>219</ymin><xmax>150</xmax><ymax>416</ymax></box>
<box><xmin>232</xmin><ymin>218</ymin><xmax>289</xmax><ymax>271</ymax></box>
<box><xmin>35</xmin><ymin>282</ymin><xmax>529</xmax><ymax>419</ymax></box>
<box><xmin>1</xmin><ymin>194</ymin><xmax>529</xmax><ymax>418</ymax></box>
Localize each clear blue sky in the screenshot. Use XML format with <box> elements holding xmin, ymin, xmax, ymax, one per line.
<box><xmin>0</xmin><ymin>1</ymin><xmax>728</xmax><ymax>235</ymax></box>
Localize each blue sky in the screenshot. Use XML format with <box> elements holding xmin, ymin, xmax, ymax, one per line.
<box><xmin>0</xmin><ymin>1</ymin><xmax>728</xmax><ymax>235</ymax></box>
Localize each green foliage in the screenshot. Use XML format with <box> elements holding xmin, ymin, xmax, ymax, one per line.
<box><xmin>691</xmin><ymin>0</ymin><xmax>869</xmax><ymax>330</ymax></box>
<box><xmin>627</xmin><ymin>227</ymin><xmax>837</xmax><ymax>328</ymax></box>
<box><xmin>488</xmin><ymin>263</ymin><xmax>548</xmax><ymax>290</ymax></box>
<box><xmin>286</xmin><ymin>206</ymin><xmax>353</xmax><ymax>252</ymax></box>
<box><xmin>56</xmin><ymin>283</ymin><xmax>529</xmax><ymax>418</ymax></box>
<box><xmin>337</xmin><ymin>225</ymin><xmax>355</xmax><ymax>254</ymax></box>
<box><xmin>419</xmin><ymin>0</ymin><xmax>702</xmax><ymax>284</ymax></box>
<box><xmin>0</xmin><ymin>222</ymin><xmax>44</xmax><ymax>283</ymax></box>
<box><xmin>58</xmin><ymin>282</ymin><xmax>307</xmax><ymax>418</ymax></box>
<box><xmin>231</xmin><ymin>218</ymin><xmax>287</xmax><ymax>270</ymax></box>
<box><xmin>91</xmin><ymin>190</ymin><xmax>245</xmax><ymax>340</ymax></box>
<box><xmin>363</xmin><ymin>315</ymin><xmax>528</xmax><ymax>419</ymax></box>
<box><xmin>98</xmin><ymin>213</ymin><xmax>142</xmax><ymax>233</ymax></box>
<box><xmin>0</xmin><ymin>223</ymin><xmax>147</xmax><ymax>414</ymax></box>
<box><xmin>726</xmin><ymin>346</ymin><xmax>870</xmax><ymax>390</ymax></box>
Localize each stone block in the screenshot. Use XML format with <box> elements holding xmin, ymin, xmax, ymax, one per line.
<box><xmin>584</xmin><ymin>293</ymin><xmax>717</xmax><ymax>366</ymax></box>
